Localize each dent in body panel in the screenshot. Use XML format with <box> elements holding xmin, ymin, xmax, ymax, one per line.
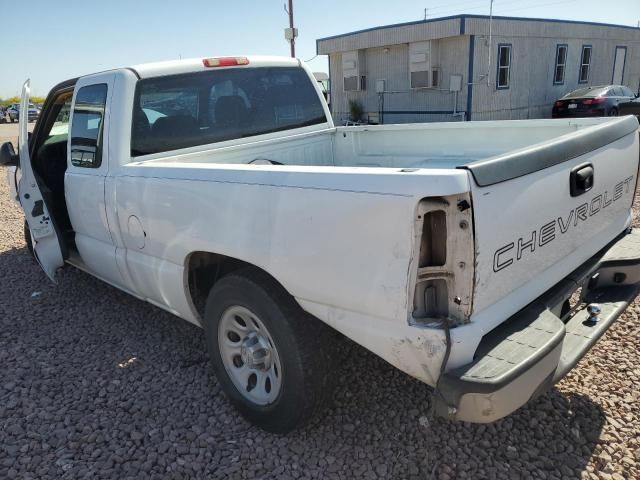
<box><xmin>299</xmin><ymin>298</ymin><xmax>446</xmax><ymax>386</ymax></box>
<box><xmin>390</xmin><ymin>335</ymin><xmax>448</xmax><ymax>385</ymax></box>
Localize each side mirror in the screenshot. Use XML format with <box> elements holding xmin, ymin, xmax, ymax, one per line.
<box><xmin>0</xmin><ymin>142</ymin><xmax>19</xmax><ymax>166</ymax></box>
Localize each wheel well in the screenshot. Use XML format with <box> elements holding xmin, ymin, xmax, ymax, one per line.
<box><xmin>186</xmin><ymin>252</ymin><xmax>256</xmax><ymax>318</ymax></box>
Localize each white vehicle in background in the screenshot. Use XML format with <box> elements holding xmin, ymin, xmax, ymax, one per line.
<box><xmin>2</xmin><ymin>55</ymin><xmax>640</xmax><ymax>433</ymax></box>
<box><xmin>313</xmin><ymin>71</ymin><xmax>330</xmax><ymax>105</ymax></box>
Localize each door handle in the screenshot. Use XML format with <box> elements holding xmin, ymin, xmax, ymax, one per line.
<box><xmin>570</xmin><ymin>163</ymin><xmax>594</xmax><ymax>197</ymax></box>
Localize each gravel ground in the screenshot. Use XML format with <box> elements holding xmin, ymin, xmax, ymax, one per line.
<box><xmin>0</xmin><ymin>165</ymin><xmax>639</xmax><ymax>480</ymax></box>
<box><xmin>0</xmin><ymin>123</ymin><xmax>32</xmax><ymax>147</ymax></box>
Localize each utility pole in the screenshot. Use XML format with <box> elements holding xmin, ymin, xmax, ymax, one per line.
<box><xmin>487</xmin><ymin>0</ymin><xmax>494</xmax><ymax>87</ymax></box>
<box><xmin>284</xmin><ymin>0</ymin><xmax>296</xmax><ymax>58</ymax></box>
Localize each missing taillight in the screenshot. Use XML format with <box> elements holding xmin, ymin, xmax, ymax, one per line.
<box><xmin>419</xmin><ymin>210</ymin><xmax>447</xmax><ymax>267</ymax></box>
<box><xmin>413</xmin><ymin>279</ymin><xmax>448</xmax><ymax>319</ymax></box>
<box><xmin>410</xmin><ymin>194</ymin><xmax>475</xmax><ymax>326</ymax></box>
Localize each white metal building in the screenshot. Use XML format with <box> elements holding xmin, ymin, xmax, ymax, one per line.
<box><xmin>316</xmin><ymin>15</ymin><xmax>640</xmax><ymax>124</ymax></box>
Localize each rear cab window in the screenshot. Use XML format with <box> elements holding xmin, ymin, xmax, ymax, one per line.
<box><xmin>131</xmin><ymin>67</ymin><xmax>328</xmax><ymax>157</ymax></box>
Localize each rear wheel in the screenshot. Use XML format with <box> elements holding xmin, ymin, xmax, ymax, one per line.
<box><xmin>609</xmin><ymin>107</ymin><xmax>619</xmax><ymax>116</ymax></box>
<box><xmin>203</xmin><ymin>268</ymin><xmax>334</xmax><ymax>433</ymax></box>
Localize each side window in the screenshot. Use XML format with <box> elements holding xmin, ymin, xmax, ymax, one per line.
<box><xmin>578</xmin><ymin>46</ymin><xmax>592</xmax><ymax>84</ymax></box>
<box><xmin>496</xmin><ymin>44</ymin><xmax>511</xmax><ymax>89</ymax></box>
<box><xmin>622</xmin><ymin>86</ymin><xmax>635</xmax><ymax>98</ymax></box>
<box><xmin>553</xmin><ymin>44</ymin><xmax>567</xmax><ymax>85</ymax></box>
<box><xmin>70</xmin><ymin>84</ymin><xmax>108</xmax><ymax>168</ymax></box>
<box><xmin>44</xmin><ymin>94</ymin><xmax>73</xmax><ymax>143</ymax></box>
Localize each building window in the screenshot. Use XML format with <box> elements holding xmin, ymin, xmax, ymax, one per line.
<box><xmin>496</xmin><ymin>44</ymin><xmax>511</xmax><ymax>89</ymax></box>
<box><xmin>342</xmin><ymin>51</ymin><xmax>365</xmax><ymax>91</ymax></box>
<box><xmin>579</xmin><ymin>45</ymin><xmax>592</xmax><ymax>83</ymax></box>
<box><xmin>554</xmin><ymin>44</ymin><xmax>568</xmax><ymax>85</ymax></box>
<box><xmin>431</xmin><ymin>68</ymin><xmax>440</xmax><ymax>88</ymax></box>
<box><xmin>409</xmin><ymin>41</ymin><xmax>434</xmax><ymax>89</ymax></box>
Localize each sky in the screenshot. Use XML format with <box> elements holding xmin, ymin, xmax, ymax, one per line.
<box><xmin>1</xmin><ymin>0</ymin><xmax>639</xmax><ymax>98</ymax></box>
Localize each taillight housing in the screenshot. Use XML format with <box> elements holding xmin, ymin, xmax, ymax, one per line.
<box><xmin>582</xmin><ymin>97</ymin><xmax>605</xmax><ymax>105</ymax></box>
<box><xmin>410</xmin><ymin>195</ymin><xmax>475</xmax><ymax>326</ymax></box>
<box><xmin>554</xmin><ymin>101</ymin><xmax>563</xmax><ymax>108</ymax></box>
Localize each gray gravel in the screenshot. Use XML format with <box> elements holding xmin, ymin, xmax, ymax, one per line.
<box><xmin>1</xmin><ymin>164</ymin><xmax>639</xmax><ymax>480</ymax></box>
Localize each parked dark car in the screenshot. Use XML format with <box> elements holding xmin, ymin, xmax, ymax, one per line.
<box><xmin>552</xmin><ymin>85</ymin><xmax>637</xmax><ymax>118</ymax></box>
<box><xmin>5</xmin><ymin>103</ymin><xmax>40</xmax><ymax>123</ymax></box>
<box><xmin>6</xmin><ymin>104</ymin><xmax>19</xmax><ymax>123</ymax></box>
<box><xmin>619</xmin><ymin>91</ymin><xmax>640</xmax><ymax>118</ymax></box>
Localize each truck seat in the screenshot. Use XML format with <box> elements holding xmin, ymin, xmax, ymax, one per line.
<box><xmin>150</xmin><ymin>115</ymin><xmax>199</xmax><ymax>151</ymax></box>
<box><xmin>214</xmin><ymin>96</ymin><xmax>248</xmax><ymax>130</ymax></box>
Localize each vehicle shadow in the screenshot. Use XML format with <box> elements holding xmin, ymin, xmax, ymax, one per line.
<box><xmin>0</xmin><ymin>242</ymin><xmax>606</xmax><ymax>480</ymax></box>
<box><xmin>293</xmin><ymin>337</ymin><xmax>606</xmax><ymax>479</ymax></box>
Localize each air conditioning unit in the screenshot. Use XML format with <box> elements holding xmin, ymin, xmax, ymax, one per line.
<box><xmin>411</xmin><ymin>71</ymin><xmax>430</xmax><ymax>89</ymax></box>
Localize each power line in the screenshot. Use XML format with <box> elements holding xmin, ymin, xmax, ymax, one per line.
<box><xmin>423</xmin><ymin>4</ymin><xmax>493</xmax><ymax>18</ymax></box>
<box><xmin>497</xmin><ymin>0</ymin><xmax>579</xmax><ymax>14</ymax></box>
<box><xmin>424</xmin><ymin>0</ymin><xmax>490</xmax><ymax>13</ymax></box>
<box><xmin>421</xmin><ymin>0</ymin><xmax>582</xmax><ymax>21</ymax></box>
<box><xmin>424</xmin><ymin>0</ymin><xmax>579</xmax><ymax>17</ymax></box>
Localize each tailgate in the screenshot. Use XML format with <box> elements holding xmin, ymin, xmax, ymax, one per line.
<box><xmin>464</xmin><ymin>116</ymin><xmax>639</xmax><ymax>321</ymax></box>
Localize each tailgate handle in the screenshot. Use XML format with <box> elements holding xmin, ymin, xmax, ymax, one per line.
<box><xmin>570</xmin><ymin>163</ymin><xmax>594</xmax><ymax>197</ymax></box>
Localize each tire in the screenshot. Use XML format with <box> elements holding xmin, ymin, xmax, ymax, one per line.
<box><xmin>203</xmin><ymin>268</ymin><xmax>335</xmax><ymax>433</ymax></box>
<box><xmin>24</xmin><ymin>221</ymin><xmax>35</xmax><ymax>259</ymax></box>
<box><xmin>609</xmin><ymin>107</ymin><xmax>619</xmax><ymax>117</ymax></box>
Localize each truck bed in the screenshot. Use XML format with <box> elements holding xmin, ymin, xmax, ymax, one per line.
<box><xmin>127</xmin><ymin>114</ymin><xmax>638</xmax><ymax>383</ymax></box>
<box><xmin>140</xmin><ymin>117</ymin><xmax>637</xmax><ymax>178</ymax></box>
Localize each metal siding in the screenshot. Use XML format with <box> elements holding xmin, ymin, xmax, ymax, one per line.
<box><xmin>471</xmin><ymin>32</ymin><xmax>640</xmax><ymax>120</ymax></box>
<box><xmin>322</xmin><ymin>16</ymin><xmax>640</xmax><ymax>123</ymax></box>
<box><xmin>329</xmin><ymin>37</ymin><xmax>469</xmax><ymax>125</ymax></box>
<box><xmin>464</xmin><ymin>17</ymin><xmax>640</xmax><ymax>41</ymax></box>
<box><xmin>318</xmin><ymin>19</ymin><xmax>461</xmax><ymax>54</ymax></box>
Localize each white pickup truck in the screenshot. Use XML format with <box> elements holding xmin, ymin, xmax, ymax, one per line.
<box><xmin>2</xmin><ymin>56</ymin><xmax>640</xmax><ymax>433</ymax></box>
